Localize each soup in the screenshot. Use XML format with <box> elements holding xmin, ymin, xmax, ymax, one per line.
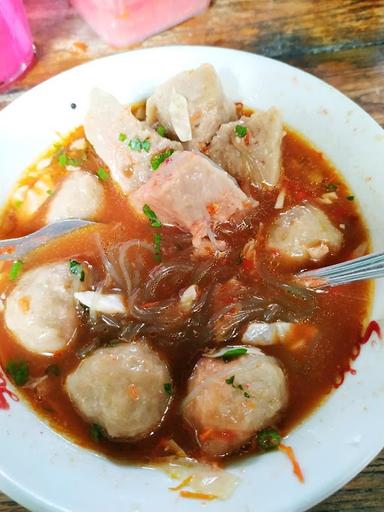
<box><xmin>0</xmin><ymin>64</ymin><xmax>371</xmax><ymax>471</ymax></box>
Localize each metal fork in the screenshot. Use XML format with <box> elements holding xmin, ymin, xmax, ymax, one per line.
<box><xmin>0</xmin><ymin>219</ymin><xmax>95</xmax><ymax>261</ymax></box>
<box><xmin>296</xmin><ymin>250</ymin><xmax>384</xmax><ymax>289</ymax></box>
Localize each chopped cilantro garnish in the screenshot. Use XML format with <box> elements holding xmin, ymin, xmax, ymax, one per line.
<box><xmin>9</xmin><ymin>260</ymin><xmax>23</xmax><ymax>281</ymax></box>
<box><xmin>6</xmin><ymin>360</ymin><xmax>29</xmax><ymax>386</ymax></box>
<box><xmin>118</xmin><ymin>132</ymin><xmax>127</xmax><ymax>142</ymax></box>
<box><xmin>128</xmin><ymin>138</ymin><xmax>151</xmax><ymax>152</ymax></box>
<box><xmin>90</xmin><ymin>423</ymin><xmax>104</xmax><ymax>442</ymax></box>
<box><xmin>325</xmin><ymin>183</ymin><xmax>338</xmax><ymax>192</ymax></box>
<box><xmin>96</xmin><ymin>167</ymin><xmax>109</xmax><ymax>181</ymax></box>
<box><xmin>225</xmin><ymin>375</ymin><xmax>235</xmax><ymax>385</ymax></box>
<box><xmin>244</xmin><ymin>391</ymin><xmax>251</xmax><ymax>398</ymax></box>
<box><xmin>234</xmin><ymin>124</ymin><xmax>247</xmax><ymax>138</ymax></box>
<box><xmin>346</xmin><ymin>195</ymin><xmax>354</xmax><ymax>201</ymax></box>
<box><xmin>154</xmin><ymin>233</ymin><xmax>162</xmax><ymax>262</ymax></box>
<box><xmin>164</xmin><ymin>382</ymin><xmax>173</xmax><ymax>395</ymax></box>
<box><xmin>143</xmin><ymin>204</ymin><xmax>162</xmax><ymax>227</ymax></box>
<box><xmin>69</xmin><ymin>260</ymin><xmax>85</xmax><ymax>281</ymax></box>
<box><xmin>150</xmin><ymin>149</ymin><xmax>174</xmax><ymax>171</ymax></box>
<box><xmin>222</xmin><ymin>347</ymin><xmax>247</xmax><ymax>361</ymax></box>
<box><xmin>45</xmin><ymin>364</ymin><xmax>60</xmax><ymax>377</ymax></box>
<box><xmin>256</xmin><ymin>428</ymin><xmax>282</xmax><ymax>451</ymax></box>
<box><xmin>156</xmin><ymin>125</ymin><xmax>166</xmax><ymax>137</ymax></box>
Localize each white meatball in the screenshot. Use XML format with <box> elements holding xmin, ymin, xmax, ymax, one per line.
<box><xmin>267</xmin><ymin>204</ymin><xmax>342</xmax><ymax>264</ymax></box>
<box><xmin>46</xmin><ymin>170</ymin><xmax>104</xmax><ymax>223</ymax></box>
<box><xmin>183</xmin><ymin>349</ymin><xmax>288</xmax><ymax>456</ymax></box>
<box><xmin>66</xmin><ymin>342</ymin><xmax>171</xmax><ymax>439</ymax></box>
<box><xmin>5</xmin><ymin>262</ymin><xmax>79</xmax><ymax>354</ymax></box>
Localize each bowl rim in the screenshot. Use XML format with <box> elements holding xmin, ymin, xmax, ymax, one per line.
<box><xmin>0</xmin><ymin>44</ymin><xmax>383</xmax><ymax>512</ymax></box>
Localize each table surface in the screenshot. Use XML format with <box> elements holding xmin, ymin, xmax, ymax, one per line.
<box><xmin>1</xmin><ymin>0</ymin><xmax>383</xmax><ymax>510</ymax></box>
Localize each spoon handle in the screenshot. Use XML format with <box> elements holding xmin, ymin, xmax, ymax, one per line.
<box><xmin>296</xmin><ymin>250</ymin><xmax>384</xmax><ymax>289</ymax></box>
<box><xmin>0</xmin><ymin>219</ymin><xmax>95</xmax><ymax>261</ymax></box>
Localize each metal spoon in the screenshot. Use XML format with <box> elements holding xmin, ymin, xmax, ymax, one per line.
<box><xmin>295</xmin><ymin>250</ymin><xmax>384</xmax><ymax>289</ymax></box>
<box><xmin>0</xmin><ymin>219</ymin><xmax>96</xmax><ymax>261</ymax></box>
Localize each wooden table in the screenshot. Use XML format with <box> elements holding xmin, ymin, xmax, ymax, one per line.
<box><xmin>1</xmin><ymin>0</ymin><xmax>383</xmax><ymax>510</ymax></box>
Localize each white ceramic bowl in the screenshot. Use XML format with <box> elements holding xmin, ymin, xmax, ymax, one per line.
<box><xmin>0</xmin><ymin>46</ymin><xmax>384</xmax><ymax>512</ymax></box>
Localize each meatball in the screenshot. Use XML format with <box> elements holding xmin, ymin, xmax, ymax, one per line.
<box><xmin>208</xmin><ymin>108</ymin><xmax>284</xmax><ymax>187</ymax></box>
<box><xmin>46</xmin><ymin>170</ymin><xmax>105</xmax><ymax>223</ymax></box>
<box><xmin>267</xmin><ymin>204</ymin><xmax>342</xmax><ymax>264</ymax></box>
<box><xmin>5</xmin><ymin>262</ymin><xmax>79</xmax><ymax>354</ymax></box>
<box><xmin>183</xmin><ymin>349</ymin><xmax>288</xmax><ymax>456</ymax></box>
<box><xmin>66</xmin><ymin>342</ymin><xmax>172</xmax><ymax>439</ymax></box>
<box><xmin>131</xmin><ymin>151</ymin><xmax>249</xmax><ymax>248</ymax></box>
<box><xmin>146</xmin><ymin>63</ymin><xmax>236</xmax><ymax>148</ymax></box>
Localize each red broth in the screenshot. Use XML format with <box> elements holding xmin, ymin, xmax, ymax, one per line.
<box><xmin>0</xmin><ymin>125</ymin><xmax>372</xmax><ymax>464</ymax></box>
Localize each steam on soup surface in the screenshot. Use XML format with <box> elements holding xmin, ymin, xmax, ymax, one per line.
<box><xmin>0</xmin><ymin>65</ymin><xmax>371</xmax><ymax>467</ymax></box>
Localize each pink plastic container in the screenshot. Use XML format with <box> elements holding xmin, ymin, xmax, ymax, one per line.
<box><xmin>0</xmin><ymin>0</ymin><xmax>34</xmax><ymax>90</ymax></box>
<box><xmin>71</xmin><ymin>0</ymin><xmax>210</xmax><ymax>47</ymax></box>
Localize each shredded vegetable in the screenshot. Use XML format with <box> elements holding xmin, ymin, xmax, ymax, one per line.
<box><xmin>279</xmin><ymin>443</ymin><xmax>305</xmax><ymax>483</ymax></box>
<box><xmin>180</xmin><ymin>491</ymin><xmax>217</xmax><ymax>501</ymax></box>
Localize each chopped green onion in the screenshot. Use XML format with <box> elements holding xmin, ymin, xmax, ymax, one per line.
<box><xmin>128</xmin><ymin>138</ymin><xmax>143</xmax><ymax>151</ymax></box>
<box><xmin>142</xmin><ymin>139</ymin><xmax>151</xmax><ymax>152</ymax></box>
<box><xmin>9</xmin><ymin>260</ymin><xmax>23</xmax><ymax>281</ymax></box>
<box><xmin>346</xmin><ymin>195</ymin><xmax>354</xmax><ymax>201</ymax></box>
<box><xmin>150</xmin><ymin>149</ymin><xmax>174</xmax><ymax>171</ymax></box>
<box><xmin>6</xmin><ymin>360</ymin><xmax>29</xmax><ymax>386</ymax></box>
<box><xmin>222</xmin><ymin>348</ymin><xmax>247</xmax><ymax>361</ymax></box>
<box><xmin>154</xmin><ymin>233</ymin><xmax>162</xmax><ymax>262</ymax></box>
<box><xmin>325</xmin><ymin>183</ymin><xmax>338</xmax><ymax>192</ymax></box>
<box><xmin>156</xmin><ymin>125</ymin><xmax>166</xmax><ymax>137</ymax></box>
<box><xmin>118</xmin><ymin>132</ymin><xmax>127</xmax><ymax>142</ymax></box>
<box><xmin>234</xmin><ymin>125</ymin><xmax>247</xmax><ymax>138</ymax></box>
<box><xmin>90</xmin><ymin>423</ymin><xmax>104</xmax><ymax>442</ymax></box>
<box><xmin>143</xmin><ymin>204</ymin><xmax>162</xmax><ymax>228</ymax></box>
<box><xmin>96</xmin><ymin>167</ymin><xmax>109</xmax><ymax>181</ymax></box>
<box><xmin>164</xmin><ymin>382</ymin><xmax>173</xmax><ymax>395</ymax></box>
<box><xmin>256</xmin><ymin>428</ymin><xmax>282</xmax><ymax>451</ymax></box>
<box><xmin>58</xmin><ymin>153</ymin><xmax>68</xmax><ymax>166</ymax></box>
<box><xmin>58</xmin><ymin>153</ymin><xmax>80</xmax><ymax>167</ymax></box>
<box><xmin>225</xmin><ymin>375</ymin><xmax>235</xmax><ymax>385</ymax></box>
<box><xmin>128</xmin><ymin>138</ymin><xmax>151</xmax><ymax>152</ymax></box>
<box><xmin>45</xmin><ymin>364</ymin><xmax>60</xmax><ymax>377</ymax></box>
<box><xmin>69</xmin><ymin>260</ymin><xmax>85</xmax><ymax>282</ymax></box>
